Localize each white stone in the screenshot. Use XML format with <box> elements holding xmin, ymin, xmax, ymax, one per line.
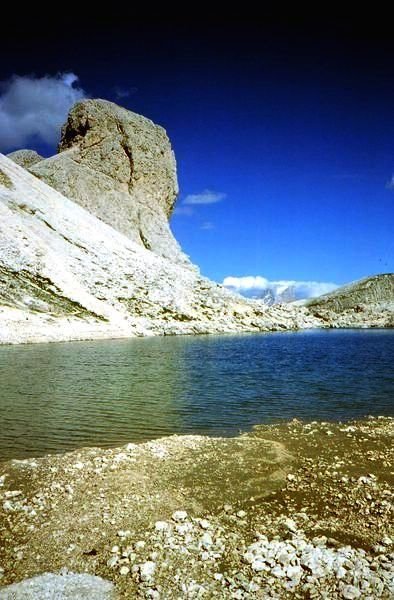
<box><xmin>198</xmin><ymin>519</ymin><xmax>211</xmax><ymax>529</ymax></box>
<box><xmin>341</xmin><ymin>584</ymin><xmax>361</xmax><ymax>599</ymax></box>
<box><xmin>283</xmin><ymin>518</ymin><xmax>298</xmax><ymax>533</ymax></box>
<box><xmin>140</xmin><ymin>561</ymin><xmax>156</xmax><ymax>582</ymax></box>
<box><xmin>172</xmin><ymin>510</ymin><xmax>188</xmax><ymax>522</ymax></box>
<box><xmin>200</xmin><ymin>533</ymin><xmax>213</xmax><ymax>549</ymax></box>
<box><xmin>251</xmin><ymin>559</ymin><xmax>265</xmax><ymax>572</ymax></box>
<box><xmin>154</xmin><ymin>521</ymin><xmax>169</xmax><ymax>532</ymax></box>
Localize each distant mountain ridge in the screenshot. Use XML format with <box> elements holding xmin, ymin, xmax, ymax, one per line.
<box><xmin>306</xmin><ymin>274</ymin><xmax>394</xmax><ymax>328</ymax></box>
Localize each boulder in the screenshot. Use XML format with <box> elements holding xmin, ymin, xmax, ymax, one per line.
<box><xmin>0</xmin><ymin>572</ymin><xmax>114</xmax><ymax>599</ymax></box>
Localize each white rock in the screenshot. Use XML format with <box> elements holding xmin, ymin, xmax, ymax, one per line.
<box><xmin>140</xmin><ymin>561</ymin><xmax>156</xmax><ymax>582</ymax></box>
<box><xmin>198</xmin><ymin>519</ymin><xmax>211</xmax><ymax>530</ymax></box>
<box><xmin>154</xmin><ymin>521</ymin><xmax>169</xmax><ymax>532</ymax></box>
<box><xmin>251</xmin><ymin>559</ymin><xmax>266</xmax><ymax>572</ymax></box>
<box><xmin>286</xmin><ymin>564</ymin><xmax>302</xmax><ymax>579</ymax></box>
<box><xmin>283</xmin><ymin>518</ymin><xmax>298</xmax><ymax>533</ymax></box>
<box><xmin>172</xmin><ymin>510</ymin><xmax>188</xmax><ymax>522</ymax></box>
<box><xmin>381</xmin><ymin>536</ymin><xmax>392</xmax><ymax>546</ymax></box>
<box><xmin>200</xmin><ymin>533</ymin><xmax>213</xmax><ymax>549</ymax></box>
<box><xmin>341</xmin><ymin>584</ymin><xmax>361</xmax><ymax>599</ymax></box>
<box><xmin>4</xmin><ymin>490</ymin><xmax>22</xmax><ymax>499</ymax></box>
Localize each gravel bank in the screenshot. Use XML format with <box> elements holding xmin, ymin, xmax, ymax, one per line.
<box><xmin>0</xmin><ymin>417</ymin><xmax>392</xmax><ymax>598</ymax></box>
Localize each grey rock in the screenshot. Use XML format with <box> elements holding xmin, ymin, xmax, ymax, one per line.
<box><xmin>0</xmin><ymin>572</ymin><xmax>114</xmax><ymax>599</ymax></box>
<box><xmin>30</xmin><ymin>99</ymin><xmax>188</xmax><ymax>267</ymax></box>
<box><xmin>306</xmin><ymin>274</ymin><xmax>394</xmax><ymax>328</ymax></box>
<box><xmin>7</xmin><ymin>149</ymin><xmax>43</xmax><ymax>169</ymax></box>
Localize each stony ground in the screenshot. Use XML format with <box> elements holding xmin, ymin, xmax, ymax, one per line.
<box><xmin>0</xmin><ymin>417</ymin><xmax>392</xmax><ymax>598</ymax></box>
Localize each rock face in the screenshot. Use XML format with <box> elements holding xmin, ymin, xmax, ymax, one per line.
<box><xmin>29</xmin><ymin>99</ymin><xmax>189</xmax><ymax>267</ymax></box>
<box><xmin>0</xmin><ymin>154</ymin><xmax>319</xmax><ymax>344</ymax></box>
<box><xmin>306</xmin><ymin>274</ymin><xmax>394</xmax><ymax>328</ymax></box>
<box><xmin>6</xmin><ymin>149</ymin><xmax>43</xmax><ymax>169</ymax></box>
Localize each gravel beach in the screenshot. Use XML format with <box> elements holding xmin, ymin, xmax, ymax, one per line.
<box><xmin>0</xmin><ymin>417</ymin><xmax>392</xmax><ymax>598</ymax></box>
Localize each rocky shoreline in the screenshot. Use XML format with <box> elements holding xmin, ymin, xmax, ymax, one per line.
<box><xmin>0</xmin><ymin>417</ymin><xmax>392</xmax><ymax>598</ymax></box>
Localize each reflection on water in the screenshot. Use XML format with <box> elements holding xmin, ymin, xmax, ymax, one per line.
<box><xmin>0</xmin><ymin>329</ymin><xmax>393</xmax><ymax>460</ymax></box>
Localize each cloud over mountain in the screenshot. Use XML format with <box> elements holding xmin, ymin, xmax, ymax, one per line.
<box><xmin>223</xmin><ymin>275</ymin><xmax>338</xmax><ymax>303</ymax></box>
<box><xmin>0</xmin><ymin>73</ymin><xmax>86</xmax><ymax>151</ymax></box>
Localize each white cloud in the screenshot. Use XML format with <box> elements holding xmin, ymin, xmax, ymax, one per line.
<box><xmin>386</xmin><ymin>175</ymin><xmax>394</xmax><ymax>190</ymax></box>
<box><xmin>223</xmin><ymin>275</ymin><xmax>338</xmax><ymax>303</ymax></box>
<box><xmin>173</xmin><ymin>205</ymin><xmax>194</xmax><ymax>216</ymax></box>
<box><xmin>183</xmin><ymin>189</ymin><xmax>226</xmax><ymax>205</ymax></box>
<box><xmin>0</xmin><ymin>73</ymin><xmax>86</xmax><ymax>151</ymax></box>
<box><xmin>200</xmin><ymin>221</ymin><xmax>215</xmax><ymax>230</ymax></box>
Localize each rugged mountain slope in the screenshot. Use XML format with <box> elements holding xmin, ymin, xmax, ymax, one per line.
<box><xmin>306</xmin><ymin>274</ymin><xmax>394</xmax><ymax>328</ymax></box>
<box><xmin>0</xmin><ymin>154</ymin><xmax>318</xmax><ymax>344</ymax></box>
<box><xmin>1</xmin><ymin>100</ymin><xmax>392</xmax><ymax>343</ymax></box>
<box><xmin>26</xmin><ymin>99</ymin><xmax>190</xmax><ymax>267</ymax></box>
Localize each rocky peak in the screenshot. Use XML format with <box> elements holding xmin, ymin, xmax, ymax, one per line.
<box><xmin>28</xmin><ymin>99</ymin><xmax>189</xmax><ymax>266</ymax></box>
<box><xmin>58</xmin><ymin>99</ymin><xmax>178</xmax><ymax>217</ymax></box>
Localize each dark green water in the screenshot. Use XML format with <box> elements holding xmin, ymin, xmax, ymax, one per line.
<box><xmin>0</xmin><ymin>329</ymin><xmax>393</xmax><ymax>460</ymax></box>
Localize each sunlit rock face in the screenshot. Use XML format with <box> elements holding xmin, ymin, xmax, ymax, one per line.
<box><xmin>29</xmin><ymin>99</ymin><xmax>190</xmax><ymax>267</ymax></box>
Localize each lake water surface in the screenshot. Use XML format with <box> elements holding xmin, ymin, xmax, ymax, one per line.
<box><xmin>0</xmin><ymin>329</ymin><xmax>393</xmax><ymax>460</ymax></box>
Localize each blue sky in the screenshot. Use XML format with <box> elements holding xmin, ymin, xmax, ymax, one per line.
<box><xmin>1</xmin><ymin>17</ymin><xmax>393</xmax><ymax>291</ymax></box>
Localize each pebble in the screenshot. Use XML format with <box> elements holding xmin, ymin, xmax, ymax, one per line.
<box><xmin>200</xmin><ymin>533</ymin><xmax>213</xmax><ymax>549</ymax></box>
<box><xmin>4</xmin><ymin>490</ymin><xmax>22</xmax><ymax>499</ymax></box>
<box><xmin>251</xmin><ymin>559</ymin><xmax>265</xmax><ymax>572</ymax></box>
<box><xmin>140</xmin><ymin>561</ymin><xmax>156</xmax><ymax>582</ymax></box>
<box><xmin>154</xmin><ymin>521</ymin><xmax>168</xmax><ymax>532</ymax></box>
<box><xmin>283</xmin><ymin>518</ymin><xmax>297</xmax><ymax>533</ymax></box>
<box><xmin>198</xmin><ymin>519</ymin><xmax>211</xmax><ymax>529</ymax></box>
<box><xmin>172</xmin><ymin>510</ymin><xmax>188</xmax><ymax>522</ymax></box>
<box><xmin>106</xmin><ymin>556</ymin><xmax>118</xmax><ymax>568</ymax></box>
<box><xmin>236</xmin><ymin>510</ymin><xmax>246</xmax><ymax>519</ymax></box>
<box><xmin>119</xmin><ymin>566</ymin><xmax>130</xmax><ymax>576</ymax></box>
<box><xmin>341</xmin><ymin>584</ymin><xmax>361</xmax><ymax>599</ymax></box>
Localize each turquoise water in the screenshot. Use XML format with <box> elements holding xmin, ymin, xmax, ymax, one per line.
<box><xmin>0</xmin><ymin>329</ymin><xmax>393</xmax><ymax>460</ymax></box>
